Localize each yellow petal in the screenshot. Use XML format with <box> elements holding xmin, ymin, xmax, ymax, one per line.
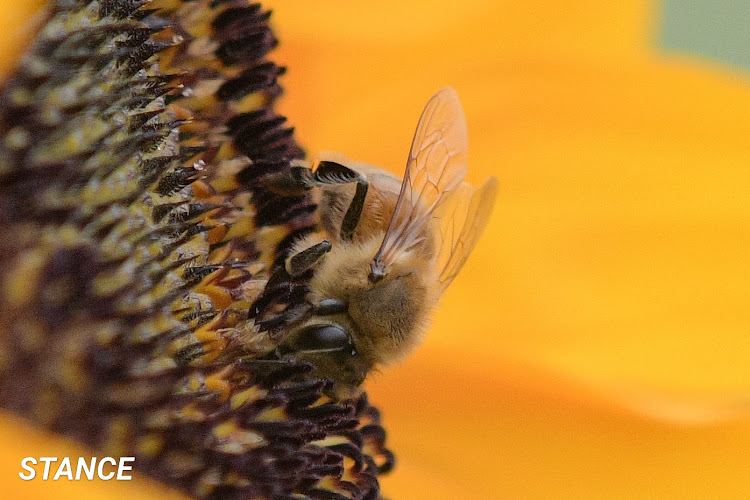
<box><xmin>0</xmin><ymin>0</ymin><xmax>47</xmax><ymax>81</ymax></box>
<box><xmin>268</xmin><ymin>0</ymin><xmax>750</xmax><ymax>404</ymax></box>
<box><xmin>268</xmin><ymin>0</ymin><xmax>750</xmax><ymax>497</ymax></box>
<box><xmin>0</xmin><ymin>412</ymin><xmax>188</xmax><ymax>499</ymax></box>
<box><xmin>368</xmin><ymin>351</ymin><xmax>750</xmax><ymax>498</ymax></box>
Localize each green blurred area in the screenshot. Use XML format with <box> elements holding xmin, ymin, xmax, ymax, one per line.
<box><xmin>660</xmin><ymin>0</ymin><xmax>750</xmax><ymax>69</ymax></box>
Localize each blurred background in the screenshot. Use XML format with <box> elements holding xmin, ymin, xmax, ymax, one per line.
<box><xmin>263</xmin><ymin>1</ymin><xmax>750</xmax><ymax>498</ymax></box>
<box><xmin>3</xmin><ymin>0</ymin><xmax>750</xmax><ymax>498</ymax></box>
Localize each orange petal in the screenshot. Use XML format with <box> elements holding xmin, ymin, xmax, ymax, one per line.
<box><xmin>267</xmin><ymin>0</ymin><xmax>750</xmax><ymax>404</ymax></box>
<box><xmin>268</xmin><ymin>0</ymin><xmax>750</xmax><ymax>496</ymax></box>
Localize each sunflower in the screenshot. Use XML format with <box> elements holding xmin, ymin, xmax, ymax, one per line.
<box><xmin>1</xmin><ymin>1</ymin><xmax>391</xmax><ymax>499</ymax></box>
<box><xmin>4</xmin><ymin>1</ymin><xmax>750</xmax><ymax>499</ymax></box>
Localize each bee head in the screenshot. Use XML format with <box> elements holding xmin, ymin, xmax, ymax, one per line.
<box><xmin>278</xmin><ymin>321</ymin><xmax>373</xmax><ymax>395</ymax></box>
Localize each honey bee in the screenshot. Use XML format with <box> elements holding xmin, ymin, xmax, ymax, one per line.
<box><xmin>267</xmin><ymin>87</ymin><xmax>498</xmax><ymax>394</ymax></box>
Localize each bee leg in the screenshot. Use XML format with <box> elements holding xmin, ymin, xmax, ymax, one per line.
<box><xmin>313</xmin><ymin>161</ymin><xmax>368</xmax><ymax>241</ymax></box>
<box><xmin>256</xmin><ymin>302</ymin><xmax>314</xmax><ymax>333</ymax></box>
<box><xmin>339</xmin><ymin>175</ymin><xmax>368</xmax><ymax>241</ymax></box>
<box><xmin>266</xmin><ymin>161</ymin><xmax>369</xmax><ymax>240</ymax></box>
<box><xmin>262</xmin><ymin>165</ymin><xmax>317</xmax><ymax>195</ymax></box>
<box><xmin>285</xmin><ymin>240</ymin><xmax>332</xmax><ymax>277</ymax></box>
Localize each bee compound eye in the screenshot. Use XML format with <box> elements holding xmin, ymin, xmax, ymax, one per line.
<box><xmin>296</xmin><ymin>324</ymin><xmax>352</xmax><ymax>352</ymax></box>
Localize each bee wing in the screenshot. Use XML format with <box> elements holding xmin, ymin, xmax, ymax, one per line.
<box><xmin>372</xmin><ymin>87</ymin><xmax>470</xmax><ymax>271</ymax></box>
<box><xmin>434</xmin><ymin>177</ymin><xmax>498</xmax><ymax>293</ymax></box>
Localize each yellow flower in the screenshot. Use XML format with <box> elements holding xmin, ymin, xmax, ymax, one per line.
<box><xmin>4</xmin><ymin>0</ymin><xmax>750</xmax><ymax>498</ymax></box>
<box><xmin>0</xmin><ymin>1</ymin><xmax>388</xmax><ymax>498</ymax></box>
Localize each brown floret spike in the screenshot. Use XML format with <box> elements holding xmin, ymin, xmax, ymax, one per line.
<box><xmin>0</xmin><ymin>1</ymin><xmax>393</xmax><ymax>499</ymax></box>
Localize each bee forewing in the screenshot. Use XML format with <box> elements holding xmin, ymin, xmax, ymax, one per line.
<box><xmin>435</xmin><ymin>176</ymin><xmax>498</xmax><ymax>294</ymax></box>
<box><xmin>373</xmin><ymin>87</ymin><xmax>471</xmax><ymax>269</ymax></box>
